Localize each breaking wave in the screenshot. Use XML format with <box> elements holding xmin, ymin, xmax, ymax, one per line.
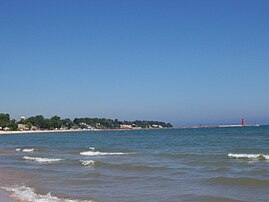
<box><xmin>79</xmin><ymin>160</ymin><xmax>166</xmax><ymax>171</ymax></box>
<box><xmin>228</xmin><ymin>153</ymin><xmax>269</xmax><ymax>160</ymax></box>
<box><xmin>1</xmin><ymin>185</ymin><xmax>93</xmax><ymax>202</ymax></box>
<box><xmin>16</xmin><ymin>148</ymin><xmax>36</xmax><ymax>152</ymax></box>
<box><xmin>80</xmin><ymin>160</ymin><xmax>95</xmax><ymax>166</ymax></box>
<box><xmin>23</xmin><ymin>156</ymin><xmax>63</xmax><ymax>163</ymax></box>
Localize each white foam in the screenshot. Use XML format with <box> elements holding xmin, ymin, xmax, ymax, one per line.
<box><xmin>80</xmin><ymin>151</ymin><xmax>127</xmax><ymax>156</ymax></box>
<box><xmin>228</xmin><ymin>153</ymin><xmax>269</xmax><ymax>160</ymax></box>
<box><xmin>88</xmin><ymin>147</ymin><xmax>95</xmax><ymax>150</ymax></box>
<box><xmin>1</xmin><ymin>185</ymin><xmax>93</xmax><ymax>202</ymax></box>
<box><xmin>23</xmin><ymin>156</ymin><xmax>63</xmax><ymax>163</ymax></box>
<box><xmin>22</xmin><ymin>148</ymin><xmax>35</xmax><ymax>152</ymax></box>
<box><xmin>16</xmin><ymin>148</ymin><xmax>36</xmax><ymax>152</ymax></box>
<box><xmin>80</xmin><ymin>160</ymin><xmax>95</xmax><ymax>166</ymax></box>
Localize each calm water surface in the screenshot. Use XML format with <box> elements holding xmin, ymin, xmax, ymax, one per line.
<box><xmin>0</xmin><ymin>126</ymin><xmax>269</xmax><ymax>202</ymax></box>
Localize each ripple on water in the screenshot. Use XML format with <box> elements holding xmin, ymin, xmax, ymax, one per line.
<box><xmin>80</xmin><ymin>160</ymin><xmax>168</xmax><ymax>171</ymax></box>
<box><xmin>208</xmin><ymin>177</ymin><xmax>269</xmax><ymax>186</ymax></box>
<box><xmin>195</xmin><ymin>195</ymin><xmax>244</xmax><ymax>202</ymax></box>
<box><xmin>186</xmin><ymin>160</ymin><xmax>228</xmax><ymax>166</ymax></box>
<box><xmin>203</xmin><ymin>167</ymin><xmax>230</xmax><ymax>173</ymax></box>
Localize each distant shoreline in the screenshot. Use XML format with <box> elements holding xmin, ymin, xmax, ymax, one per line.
<box><xmin>0</xmin><ymin>129</ymin><xmax>86</xmax><ymax>135</ymax></box>
<box><xmin>0</xmin><ymin>124</ymin><xmax>263</xmax><ymax>135</ymax></box>
<box><xmin>0</xmin><ymin>127</ymin><xmax>172</xmax><ymax>135</ymax></box>
<box><xmin>175</xmin><ymin>124</ymin><xmax>260</xmax><ymax>129</ymax></box>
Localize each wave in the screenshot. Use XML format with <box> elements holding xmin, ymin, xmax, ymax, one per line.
<box><xmin>209</xmin><ymin>177</ymin><xmax>269</xmax><ymax>186</ymax></box>
<box><xmin>23</xmin><ymin>156</ymin><xmax>63</xmax><ymax>163</ymax></box>
<box><xmin>88</xmin><ymin>147</ymin><xmax>95</xmax><ymax>150</ymax></box>
<box><xmin>196</xmin><ymin>195</ymin><xmax>244</xmax><ymax>202</ymax></box>
<box><xmin>80</xmin><ymin>160</ymin><xmax>95</xmax><ymax>166</ymax></box>
<box><xmin>228</xmin><ymin>153</ymin><xmax>269</xmax><ymax>160</ymax></box>
<box><xmin>187</xmin><ymin>161</ymin><xmax>228</xmax><ymax>166</ymax></box>
<box><xmin>204</xmin><ymin>167</ymin><xmax>230</xmax><ymax>173</ymax></box>
<box><xmin>80</xmin><ymin>151</ymin><xmax>129</xmax><ymax>156</ymax></box>
<box><xmin>80</xmin><ymin>160</ymin><xmax>166</xmax><ymax>171</ymax></box>
<box><xmin>1</xmin><ymin>185</ymin><xmax>93</xmax><ymax>202</ymax></box>
<box><xmin>16</xmin><ymin>148</ymin><xmax>36</xmax><ymax>152</ymax></box>
<box><xmin>157</xmin><ymin>152</ymin><xmax>201</xmax><ymax>159</ymax></box>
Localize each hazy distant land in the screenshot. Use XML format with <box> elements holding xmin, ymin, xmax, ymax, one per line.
<box><xmin>0</xmin><ymin>113</ymin><xmax>173</xmax><ymax>133</ymax></box>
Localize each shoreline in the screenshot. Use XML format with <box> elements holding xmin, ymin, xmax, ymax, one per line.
<box><xmin>0</xmin><ymin>124</ymin><xmax>263</xmax><ymax>135</ymax></box>
<box><xmin>0</xmin><ymin>127</ymin><xmax>173</xmax><ymax>135</ymax></box>
<box><xmin>0</xmin><ymin>129</ymin><xmax>95</xmax><ymax>135</ymax></box>
<box><xmin>175</xmin><ymin>124</ymin><xmax>260</xmax><ymax>129</ymax></box>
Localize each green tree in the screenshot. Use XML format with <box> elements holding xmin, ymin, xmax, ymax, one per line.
<box><xmin>0</xmin><ymin>114</ymin><xmax>18</xmax><ymax>130</ymax></box>
<box><xmin>0</xmin><ymin>113</ymin><xmax>10</xmax><ymax>127</ymax></box>
<box><xmin>50</xmin><ymin>115</ymin><xmax>62</xmax><ymax>129</ymax></box>
<box><xmin>8</xmin><ymin>119</ymin><xmax>18</xmax><ymax>130</ymax></box>
<box><xmin>61</xmin><ymin>118</ymin><xmax>74</xmax><ymax>129</ymax></box>
<box><xmin>26</xmin><ymin>115</ymin><xmax>47</xmax><ymax>129</ymax></box>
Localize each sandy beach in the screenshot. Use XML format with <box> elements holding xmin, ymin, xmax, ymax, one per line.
<box><xmin>0</xmin><ymin>129</ymin><xmax>95</xmax><ymax>135</ymax></box>
<box><xmin>0</xmin><ymin>127</ymin><xmax>167</xmax><ymax>135</ymax></box>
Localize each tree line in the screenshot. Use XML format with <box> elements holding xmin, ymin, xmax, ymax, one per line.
<box><xmin>0</xmin><ymin>114</ymin><xmax>18</xmax><ymax>130</ymax></box>
<box><xmin>0</xmin><ymin>113</ymin><xmax>173</xmax><ymax>131</ymax></box>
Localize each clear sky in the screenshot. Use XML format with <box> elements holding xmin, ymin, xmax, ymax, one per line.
<box><xmin>0</xmin><ymin>0</ymin><xmax>268</xmax><ymax>126</ymax></box>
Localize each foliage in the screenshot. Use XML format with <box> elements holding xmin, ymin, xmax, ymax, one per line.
<box><xmin>61</xmin><ymin>118</ymin><xmax>74</xmax><ymax>129</ymax></box>
<box><xmin>0</xmin><ymin>113</ymin><xmax>173</xmax><ymax>131</ymax></box>
<box><xmin>0</xmin><ymin>113</ymin><xmax>18</xmax><ymax>130</ymax></box>
<box><xmin>26</xmin><ymin>115</ymin><xmax>49</xmax><ymax>129</ymax></box>
<box><xmin>0</xmin><ymin>113</ymin><xmax>10</xmax><ymax>127</ymax></box>
<box><xmin>50</xmin><ymin>116</ymin><xmax>62</xmax><ymax>129</ymax></box>
<box><xmin>74</xmin><ymin>118</ymin><xmax>172</xmax><ymax>129</ymax></box>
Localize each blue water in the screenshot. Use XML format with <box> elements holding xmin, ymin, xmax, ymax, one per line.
<box><xmin>0</xmin><ymin>126</ymin><xmax>269</xmax><ymax>202</ymax></box>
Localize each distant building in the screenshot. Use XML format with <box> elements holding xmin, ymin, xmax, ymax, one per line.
<box><xmin>152</xmin><ymin>124</ymin><xmax>163</xmax><ymax>128</ymax></box>
<box><xmin>31</xmin><ymin>126</ymin><xmax>38</xmax><ymax>130</ymax></box>
<box><xmin>133</xmin><ymin>126</ymin><xmax>142</xmax><ymax>130</ymax></box>
<box><xmin>3</xmin><ymin>127</ymin><xmax>10</xmax><ymax>131</ymax></box>
<box><xmin>18</xmin><ymin>124</ymin><xmax>30</xmax><ymax>131</ymax></box>
<box><xmin>79</xmin><ymin>122</ymin><xmax>95</xmax><ymax>130</ymax></box>
<box><xmin>120</xmin><ymin>124</ymin><xmax>133</xmax><ymax>129</ymax></box>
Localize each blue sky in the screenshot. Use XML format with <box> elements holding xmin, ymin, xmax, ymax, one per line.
<box><xmin>0</xmin><ymin>0</ymin><xmax>268</xmax><ymax>125</ymax></box>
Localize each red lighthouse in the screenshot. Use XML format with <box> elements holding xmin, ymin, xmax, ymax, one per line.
<box><xmin>242</xmin><ymin>118</ymin><xmax>245</xmax><ymax>126</ymax></box>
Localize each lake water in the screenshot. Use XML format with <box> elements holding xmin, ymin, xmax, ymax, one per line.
<box><xmin>0</xmin><ymin>126</ymin><xmax>269</xmax><ymax>202</ymax></box>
